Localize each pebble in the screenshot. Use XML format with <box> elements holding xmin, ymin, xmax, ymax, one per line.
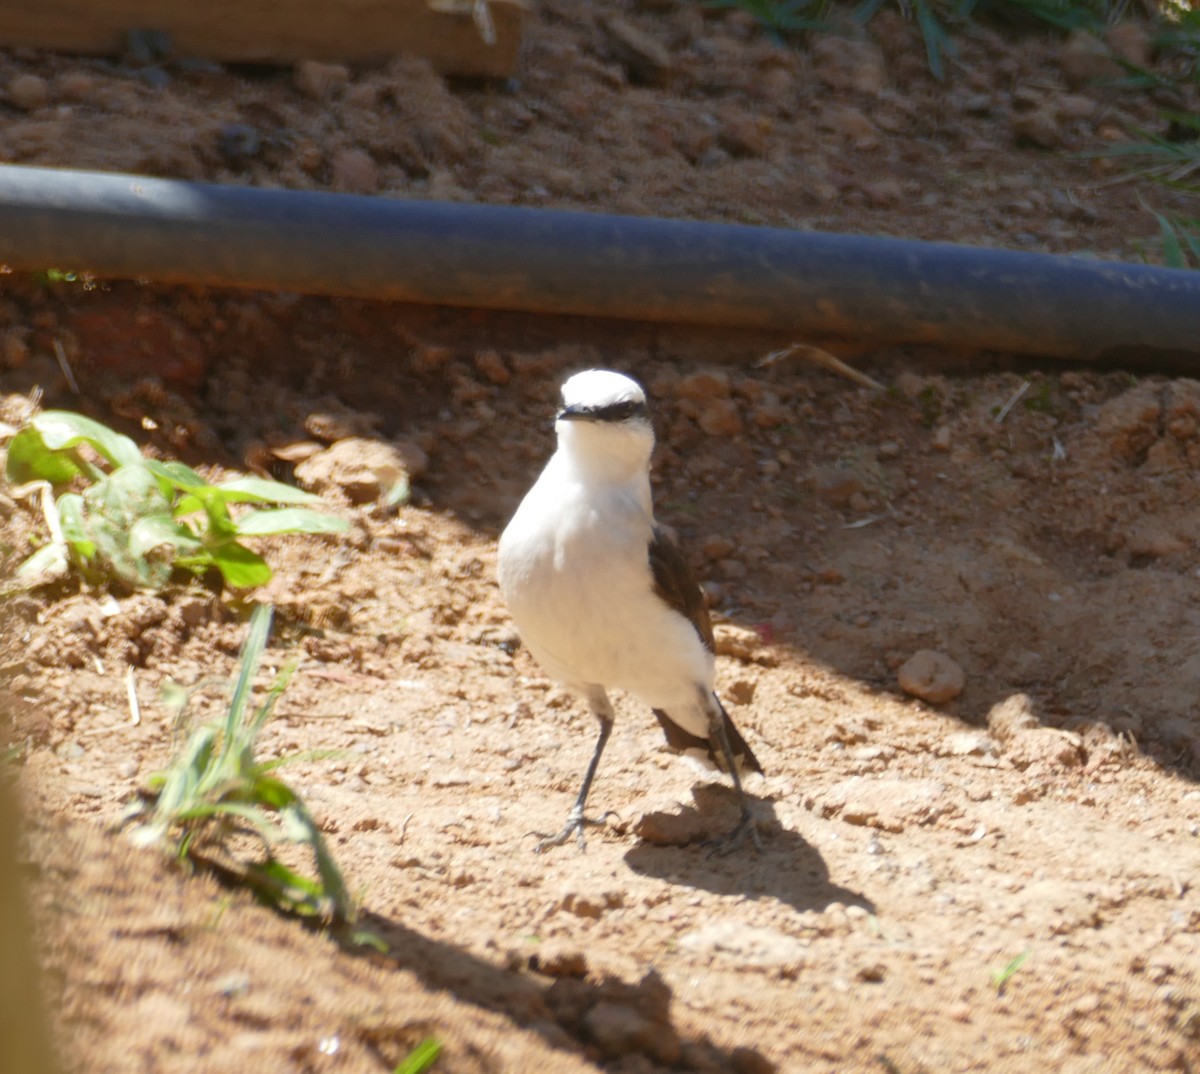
<box><xmin>1060</xmin><ymin>30</ymin><xmax>1122</xmax><ymax>87</ymax></box>
<box><xmin>294</xmin><ymin>60</ymin><xmax>350</xmax><ymax>99</ymax></box>
<box><xmin>529</xmin><ymin>940</ymin><xmax>588</xmax><ymax>978</ymax></box>
<box><xmin>986</xmin><ymin>693</ymin><xmax>1039</xmax><ymax>740</ymax></box>
<box><xmin>9</xmin><ymin>74</ymin><xmax>50</xmax><ymax>111</ymax></box>
<box><xmin>600</xmin><ymin>15</ymin><xmax>672</xmax><ymax>86</ymax></box>
<box><xmin>727</xmin><ymin>678</ymin><xmax>756</xmax><ymax>705</ymax></box>
<box><xmin>560</xmin><ymin>887</ymin><xmax>623</xmax><ymax>919</ymax></box>
<box><xmin>751</xmin><ymin>399</ymin><xmax>788</xmax><ymax>429</ymax></box>
<box><xmin>811</xmin><ymin>35</ymin><xmax>887</xmax><ymax>95</ymax></box>
<box><xmin>294</xmin><ymin>437</ymin><xmax>426</xmax><ymax>503</ymax></box>
<box><xmin>719</xmin><ymin>114</ymin><xmax>768</xmax><ymax>158</ymax></box>
<box><xmin>809</xmin><ymin>776</ymin><xmax>949</xmax><ymax>832</ymax></box>
<box><xmin>1011</xmin><ymin>108</ymin><xmax>1062</xmax><ymax>150</ymax></box>
<box><xmin>818</xmin><ymin>103</ymin><xmax>878</xmax><ymax>147</ymax></box>
<box><xmin>808</xmin><ymin>465</ymin><xmax>864</xmax><ymax>507</ymax></box>
<box><xmin>331</xmin><ymin>148</ymin><xmax>379</xmax><ymax>195</ymax></box>
<box><xmin>584</xmin><ymin>1001</ymin><xmax>680</xmax><ymax>1064</ymax></box>
<box><xmin>473</xmin><ymin>349</ymin><xmax>510</xmax><ymax>385</ymax></box>
<box><xmin>677</xmin><ymin>370</ymin><xmax>731</xmax><ymax>401</ymax></box>
<box><xmin>697</xmin><ymin>398</ymin><xmax>743</xmax><ymax>437</ymax></box>
<box><xmin>1105</xmin><ymin>22</ymin><xmax>1150</xmax><ymax>66</ymax></box>
<box><xmin>897</xmin><ymin>650</ymin><xmax>964</xmax><ymax>704</ymax></box>
<box><xmin>57</xmin><ymin>71</ymin><xmax>94</xmax><ymax>102</ymax></box>
<box><xmin>702</xmin><ymin>534</ymin><xmax>737</xmax><ymax>561</ymax></box>
<box><xmin>878</xmin><ymin>441</ymin><xmax>901</xmax><ymax>460</ymax></box>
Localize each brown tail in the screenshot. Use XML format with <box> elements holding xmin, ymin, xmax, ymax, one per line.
<box><xmin>653</xmin><ymin>694</ymin><xmax>764</xmax><ymax>776</ymax></box>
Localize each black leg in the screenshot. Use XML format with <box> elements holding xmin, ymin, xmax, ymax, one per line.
<box><xmin>532</xmin><ymin>710</ymin><xmax>613</xmax><ymax>853</ymax></box>
<box><xmin>704</xmin><ymin>692</ymin><xmax>763</xmax><ymax>856</ymax></box>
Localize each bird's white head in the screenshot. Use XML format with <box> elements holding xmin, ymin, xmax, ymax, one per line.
<box><xmin>555</xmin><ymin>369</ymin><xmax>655</xmax><ymax>481</ymax></box>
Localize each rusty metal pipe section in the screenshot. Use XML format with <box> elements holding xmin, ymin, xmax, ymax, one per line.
<box><xmin>0</xmin><ymin>164</ymin><xmax>1197</xmax><ymax>362</ymax></box>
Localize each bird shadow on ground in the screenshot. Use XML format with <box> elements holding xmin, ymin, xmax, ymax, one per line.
<box><xmin>623</xmin><ymin>784</ymin><xmax>873</xmax><ymax>914</ymax></box>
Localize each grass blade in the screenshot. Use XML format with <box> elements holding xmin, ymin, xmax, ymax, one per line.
<box><xmin>395</xmin><ymin>1038</ymin><xmax>443</xmax><ymax>1074</ymax></box>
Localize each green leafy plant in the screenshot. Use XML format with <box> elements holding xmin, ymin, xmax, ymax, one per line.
<box><xmin>128</xmin><ymin>604</ymin><xmax>352</xmax><ymax>922</ymax></box>
<box><xmin>6</xmin><ymin>410</ymin><xmax>347</xmax><ymax>589</ymax></box>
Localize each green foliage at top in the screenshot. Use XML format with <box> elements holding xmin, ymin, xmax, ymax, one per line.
<box><xmin>128</xmin><ymin>604</ymin><xmax>352</xmax><ymax>922</ymax></box>
<box><xmin>6</xmin><ymin>410</ymin><xmax>347</xmax><ymax>590</ymax></box>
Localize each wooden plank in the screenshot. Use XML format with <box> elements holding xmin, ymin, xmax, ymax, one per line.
<box><xmin>0</xmin><ymin>0</ymin><xmax>524</xmax><ymax>78</ymax></box>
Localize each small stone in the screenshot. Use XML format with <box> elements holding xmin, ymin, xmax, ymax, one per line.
<box><xmin>1055</xmin><ymin>94</ymin><xmax>1098</xmax><ymax>122</ymax></box>
<box><xmin>863</xmin><ymin>179</ymin><xmax>903</xmax><ymax>207</ymax></box>
<box><xmin>634</xmin><ymin>808</ymin><xmax>713</xmax><ymax>846</ymax></box>
<box><xmin>752</xmin><ymin>399</ymin><xmax>789</xmax><ymax>429</ymax></box>
<box><xmin>473</xmin><ymin>349</ymin><xmax>510</xmax><ymax>385</ymax></box>
<box><xmin>713</xmin><ymin>623</ymin><xmax>764</xmax><ymax>662</ymax></box>
<box><xmin>810</xmin><ymin>776</ymin><xmax>949</xmax><ymax>832</ymax></box>
<box><xmin>1005</xmin><ymin>728</ymin><xmax>1086</xmax><ymax>770</ymax></box>
<box><xmin>561</xmin><ymin>887</ymin><xmax>623</xmax><ymax>919</ymax></box>
<box><xmin>702</xmin><ymin>535</ymin><xmax>737</xmax><ymax>561</ymax></box>
<box><xmin>9</xmin><ymin>74</ymin><xmax>49</xmax><ymax>111</ymax></box>
<box><xmin>217</xmin><ymin>123</ymin><xmax>261</xmax><ymax>165</ymax></box>
<box><xmin>677</xmin><ymin>370</ymin><xmax>731</xmax><ymax>401</ymax></box>
<box><xmin>878</xmin><ymin>441</ymin><xmax>901</xmax><ymax>460</ymax></box>
<box><xmin>1060</xmin><ymin>30</ymin><xmax>1121</xmax><ymax>88</ymax></box>
<box><xmin>897</xmin><ymin>650</ymin><xmax>964</xmax><ymax>704</ymax></box>
<box><xmin>808</xmin><ymin>465</ymin><xmax>864</xmax><ymax>507</ymax></box>
<box><xmin>818</xmin><ymin>104</ymin><xmax>878</xmax><ymax>147</ymax></box>
<box><xmin>1012</xmin><ymin>108</ymin><xmax>1062</xmax><ymax>149</ymax></box>
<box><xmin>986</xmin><ymin>693</ymin><xmax>1039</xmax><ymax>741</ymax></box>
<box><xmin>697</xmin><ymin>398</ymin><xmax>742</xmax><ymax>437</ymax></box>
<box><xmin>1105</xmin><ymin>22</ymin><xmax>1150</xmax><ymax>67</ymax></box>
<box><xmin>57</xmin><ymin>71</ymin><xmax>94</xmax><ymax>102</ymax></box>
<box><xmin>857</xmin><ymin>962</ymin><xmax>887</xmax><ymax>982</ymax></box>
<box><xmin>530</xmin><ymin>940</ymin><xmax>588</xmax><ymax>978</ymax></box>
<box><xmin>331</xmin><ymin>147</ymin><xmax>379</xmax><ymax>194</ymax></box>
<box><xmin>719</xmin><ymin>114</ymin><xmax>768</xmax><ymax>158</ymax></box>
<box><xmin>294</xmin><ymin>60</ymin><xmax>350</xmax><ymax>99</ymax></box>
<box><xmin>811</xmin><ymin>35</ymin><xmax>886</xmax><ymax>94</ymax></box>
<box><xmin>932</xmin><ymin>425</ymin><xmax>952</xmax><ymax>451</ymax></box>
<box><xmin>584</xmin><ymin>1002</ymin><xmax>680</xmax><ymax>1064</ymax></box>
<box><xmin>294</xmin><ymin>437</ymin><xmax>426</xmax><ymax>503</ymax></box>
<box><xmin>600</xmin><ymin>15</ymin><xmax>672</xmax><ymax>86</ymax></box>
<box><xmin>727</xmin><ymin>678</ymin><xmax>756</xmax><ymax>705</ymax></box>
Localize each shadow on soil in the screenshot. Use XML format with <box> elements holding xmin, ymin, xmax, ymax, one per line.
<box><xmin>624</xmin><ymin>784</ymin><xmax>874</xmax><ymax>915</ymax></box>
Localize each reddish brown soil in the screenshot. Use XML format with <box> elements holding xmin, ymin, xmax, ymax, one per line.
<box><xmin>2</xmin><ymin>3</ymin><xmax>1200</xmax><ymax>1073</ymax></box>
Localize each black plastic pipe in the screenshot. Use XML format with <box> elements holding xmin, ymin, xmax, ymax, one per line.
<box><xmin>0</xmin><ymin>163</ymin><xmax>1197</xmax><ymax>362</ymax></box>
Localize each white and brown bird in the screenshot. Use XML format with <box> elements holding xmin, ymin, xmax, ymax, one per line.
<box><xmin>497</xmin><ymin>369</ymin><xmax>763</xmax><ymax>853</ymax></box>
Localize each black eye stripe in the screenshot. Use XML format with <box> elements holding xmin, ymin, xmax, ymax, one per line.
<box><xmin>590</xmin><ymin>399</ymin><xmax>648</xmax><ymax>422</ymax></box>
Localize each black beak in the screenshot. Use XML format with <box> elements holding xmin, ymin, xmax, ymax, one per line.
<box><xmin>556</xmin><ymin>404</ymin><xmax>593</xmax><ymax>422</ymax></box>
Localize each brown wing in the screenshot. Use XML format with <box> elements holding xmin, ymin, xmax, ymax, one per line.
<box><xmin>647</xmin><ymin>525</ymin><xmax>714</xmax><ymax>653</ymax></box>
<box><xmin>647</xmin><ymin>526</ymin><xmax>763</xmax><ymax>775</ymax></box>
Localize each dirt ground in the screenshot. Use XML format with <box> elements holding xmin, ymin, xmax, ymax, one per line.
<box><xmin>3</xmin><ymin>2</ymin><xmax>1200</xmax><ymax>1072</ymax></box>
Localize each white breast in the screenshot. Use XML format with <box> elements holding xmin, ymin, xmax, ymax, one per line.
<box><xmin>498</xmin><ymin>457</ymin><xmax>713</xmax><ymax>713</ymax></box>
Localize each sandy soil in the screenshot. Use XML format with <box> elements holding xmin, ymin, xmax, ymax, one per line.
<box><xmin>2</xmin><ymin>3</ymin><xmax>1200</xmax><ymax>1072</ymax></box>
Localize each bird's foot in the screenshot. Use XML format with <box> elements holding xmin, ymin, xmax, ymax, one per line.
<box><xmin>529</xmin><ymin>809</ymin><xmax>618</xmax><ymax>854</ymax></box>
<box><xmin>705</xmin><ymin>807</ymin><xmax>764</xmax><ymax>858</ymax></box>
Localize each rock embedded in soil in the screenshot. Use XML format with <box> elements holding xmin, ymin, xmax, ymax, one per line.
<box><xmin>1105</xmin><ymin>22</ymin><xmax>1151</xmax><ymax>67</ymax></box>
<box><xmin>985</xmin><ymin>693</ymin><xmax>1039</xmax><ymax>741</ymax></box>
<box><xmin>811</xmin><ymin>35</ymin><xmax>887</xmax><ymax>94</ymax></box>
<box><xmin>330</xmin><ymin>147</ymin><xmax>379</xmax><ymax>194</ymax></box>
<box><xmin>810</xmin><ymin>777</ymin><xmax>951</xmax><ymax>832</ymax></box>
<box><xmin>1060</xmin><ymin>30</ymin><xmax>1122</xmax><ymax>87</ymax></box>
<box><xmin>897</xmin><ymin>650</ymin><xmax>964</xmax><ymax>704</ymax></box>
<box><xmin>600</xmin><ymin>15</ymin><xmax>673</xmax><ymax>86</ymax></box>
<box><xmin>9</xmin><ymin>74</ymin><xmax>50</xmax><ymax>111</ymax></box>
<box><xmin>583</xmin><ymin>1001</ymin><xmax>681</xmax><ymax>1064</ymax></box>
<box><xmin>294</xmin><ymin>437</ymin><xmax>427</xmax><ymax>504</ymax></box>
<box><xmin>294</xmin><ymin>60</ymin><xmax>349</xmax><ymax>99</ymax></box>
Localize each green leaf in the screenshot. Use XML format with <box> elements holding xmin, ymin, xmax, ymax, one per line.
<box><xmin>145</xmin><ymin>458</ymin><xmax>210</xmax><ymax>492</ymax></box>
<box><xmin>395</xmin><ymin>1038</ymin><xmax>443</xmax><ymax>1074</ymax></box>
<box><xmin>56</xmin><ymin>493</ymin><xmax>95</xmax><ymax>560</ymax></box>
<box><xmin>129</xmin><ymin>515</ymin><xmax>204</xmax><ymax>558</ymax></box>
<box><xmin>5</xmin><ymin>426</ymin><xmax>84</xmax><ymax>485</ymax></box>
<box><xmin>1154</xmin><ymin>211</ymin><xmax>1187</xmax><ymax>269</ymax></box>
<box><xmin>214</xmin><ymin>477</ymin><xmax>322</xmax><ymax>505</ymax></box>
<box><xmin>205</xmin><ymin>542</ymin><xmax>273</xmax><ymax>589</ymax></box>
<box><xmin>32</xmin><ymin>410</ymin><xmax>143</xmax><ymax>469</ymax></box>
<box><xmin>235</xmin><ymin>507</ymin><xmax>349</xmax><ymax>537</ymax></box>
